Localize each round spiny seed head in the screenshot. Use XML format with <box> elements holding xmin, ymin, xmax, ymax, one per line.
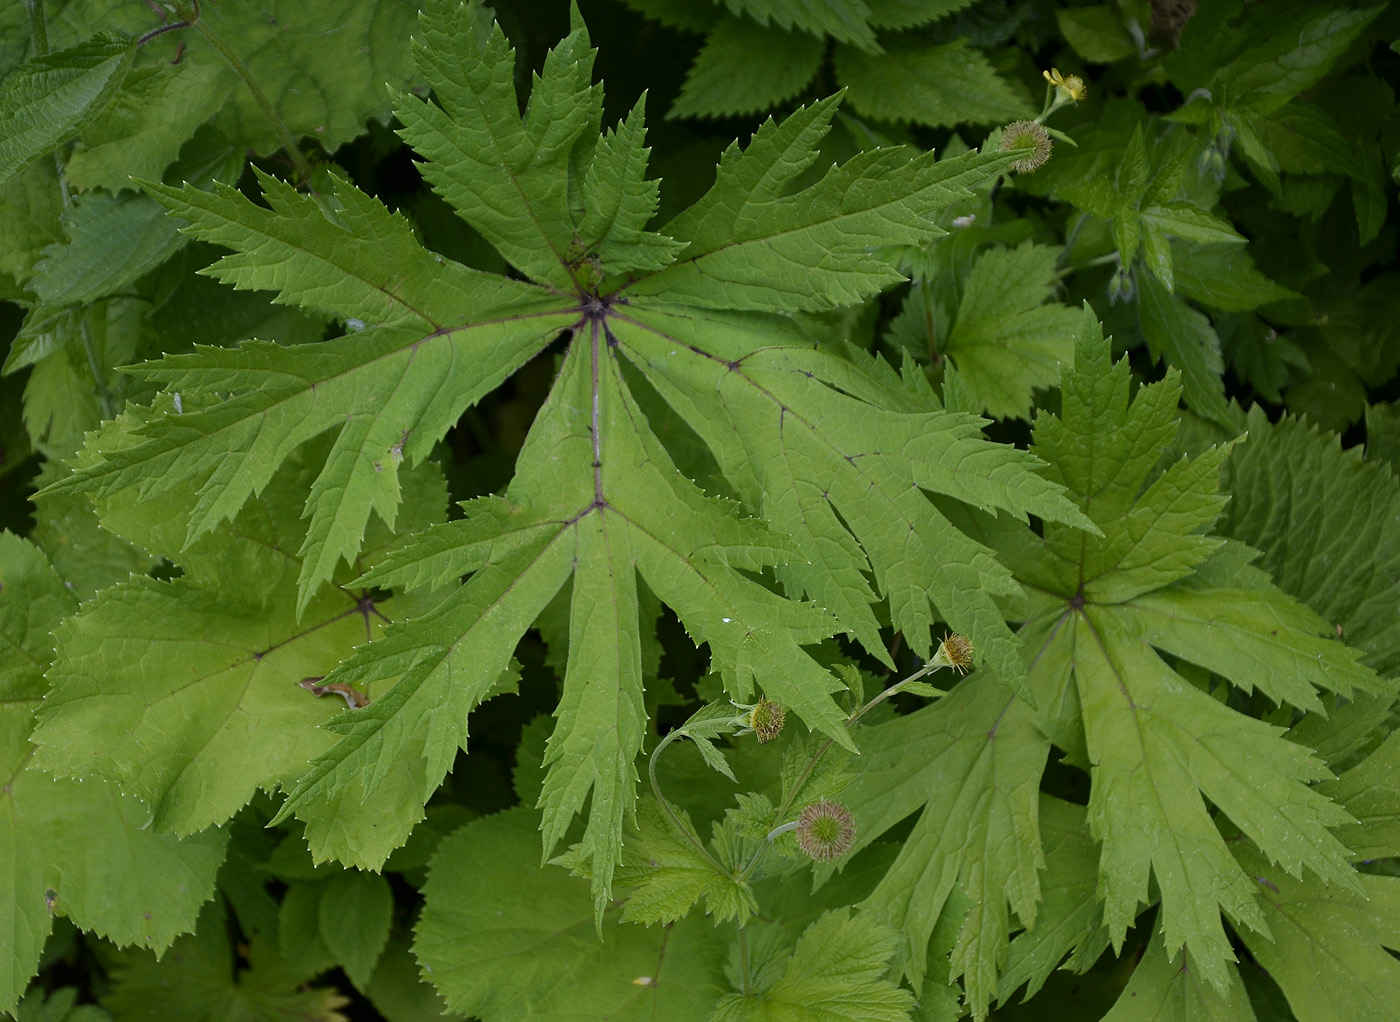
<box><xmin>939</xmin><ymin>633</ymin><xmax>975</xmax><ymax>674</ymax></box>
<box><xmin>1000</xmin><ymin>121</ymin><xmax>1053</xmax><ymax>174</ymax></box>
<box><xmin>795</xmin><ymin>800</ymin><xmax>856</xmax><ymax>862</ymax></box>
<box><xmin>749</xmin><ymin>698</ymin><xmax>786</xmax><ymax>743</ymax></box>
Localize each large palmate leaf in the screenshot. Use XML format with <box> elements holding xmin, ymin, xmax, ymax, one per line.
<box><xmin>49</xmin><ymin>0</ymin><xmax>1088</xmax><ymax>922</ymax></box>
<box><xmin>0</xmin><ymin>532</ymin><xmax>226</xmax><ymax>1012</ymax></box>
<box><xmin>836</xmin><ymin>308</ymin><xmax>1384</xmax><ymax>1015</ymax></box>
<box><xmin>844</xmin><ymin>671</ymin><xmax>1048</xmax><ymax>1015</ymax></box>
<box><xmin>988</xmin><ymin>309</ymin><xmax>1384</xmax><ymax>993</ymax></box>
<box><xmin>33</xmin><ymin>407</ymin><xmax>450</xmax><ymax>870</ymax></box>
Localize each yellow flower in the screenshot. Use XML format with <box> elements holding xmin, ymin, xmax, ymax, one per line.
<box><xmin>1043</xmin><ymin>67</ymin><xmax>1087</xmax><ymax>103</ymax></box>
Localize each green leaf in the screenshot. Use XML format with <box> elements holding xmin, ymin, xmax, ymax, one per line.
<box><xmin>1139</xmin><ymin>202</ymin><xmax>1242</xmax><ymax>247</ymax></box>
<box><xmin>1</xmin><ymin>533</ymin><xmax>226</xmax><ymax>1013</ymax></box>
<box><xmin>318</xmin><ymin>870</ymin><xmax>392</xmax><ymax>989</ymax></box>
<box><xmin>1221</xmin><ymin>409</ymin><xmax>1400</xmax><ymax>676</ymax></box>
<box><xmin>1234</xmin><ymin>845</ymin><xmax>1400</xmax><ymax>1022</ymax></box>
<box><xmin>719</xmin><ymin>0</ymin><xmax>878</xmax><ymax>50</ymax></box>
<box><xmin>615</xmin><ymin>0</ymin><xmax>716</xmax><ymax>32</ymax></box>
<box><xmin>62</xmin><ymin>61</ymin><xmax>223</xmax><ymax>193</ymax></box>
<box><xmin>168</xmin><ymin>0</ymin><xmax>422</xmax><ymax>160</ymax></box>
<box><xmin>710</xmin><ymin>910</ymin><xmax>915</xmax><ymax>1022</ymax></box>
<box><xmin>363</xmin><ymin>933</ymin><xmax>463</xmax><ymax>1022</ymax></box>
<box><xmin>638</xmin><ymin>99</ymin><xmax>1022</xmax><ymax>312</ymax></box>
<box><xmin>50</xmin><ymin>170</ymin><xmax>574</xmax><ymax>611</ymax></box>
<box><xmin>1199</xmin><ymin>5</ymin><xmax>1384</xmax><ymax>117</ymax></box>
<box><xmin>49</xmin><ymin>2</ymin><xmax>1080</xmax><ymax>921</ymax></box>
<box><xmin>996</xmin><ymin>798</ymin><xmax>1111</xmax><ymax>1006</ymax></box>
<box><xmin>1171</xmin><ymin>243</ymin><xmax>1297</xmax><ymax>312</ymax></box>
<box><xmin>415</xmin><ymin>807</ymin><xmax>727</xmax><ymax>1021</ymax></box>
<box><xmin>102</xmin><ymin>903</ymin><xmax>350</xmax><ymax>1022</ymax></box>
<box><xmin>30</xmin><ymin>190</ymin><xmax>184</xmax><ymax>306</ymax></box>
<box><xmin>0</xmin><ymin>144</ymin><xmax>65</xmax><ymax>287</ymax></box>
<box><xmin>33</xmin><ymin>420</ymin><xmax>448</xmax><ymax>867</ymax></box>
<box><xmin>579</xmin><ymin>98</ymin><xmax>686</xmax><ymax>271</ymax></box>
<box><xmin>563</xmin><ymin>795</ymin><xmax>751</xmax><ymax>925</ymax></box>
<box><xmin>0</xmin><ymin>36</ymin><xmax>135</xmax><ymax>188</ymax></box>
<box><xmin>937</xmin><ymin>242</ymin><xmax>1081</xmax><ymax>420</ymax></box>
<box><xmin>1005</xmin><ymin>309</ymin><xmax>1381</xmax><ymax>993</ymax></box>
<box><xmin>1137</xmin><ymin>269</ymin><xmax>1233</xmax><ymax>430</ymax></box>
<box><xmin>670</xmin><ymin>17</ymin><xmax>825</xmax><ymax>120</ymax></box>
<box><xmin>1100</xmin><ymin>937</ymin><xmax>1256</xmax><ymax>1021</ymax></box>
<box><xmin>846</xmin><ymin>672</ymin><xmax>1047</xmax><ymax>1012</ymax></box>
<box><xmin>275</xmin><ymin>882</ymin><xmax>336</xmax><ymax>983</ymax></box>
<box><xmin>394</xmin><ymin>3</ymin><xmax>605</xmax><ymax>286</ymax></box>
<box><xmin>866</xmin><ymin>0</ymin><xmax>978</xmax><ymax>30</ymax></box>
<box><xmin>1056</xmin><ymin>6</ymin><xmax>1136</xmax><ymax>64</ymax></box>
<box><xmin>1321</xmin><ymin>731</ymin><xmax>1400</xmax><ymax>861</ymax></box>
<box><xmin>835</xmin><ymin>36</ymin><xmax>1034</xmax><ymax>128</ymax></box>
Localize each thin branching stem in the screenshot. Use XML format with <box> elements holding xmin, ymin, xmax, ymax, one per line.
<box><xmin>735</xmin><ymin>659</ymin><xmax>949</xmax><ymax>883</ymax></box>
<box><xmin>166</xmin><ymin>0</ymin><xmax>313</xmax><ymax>182</ymax></box>
<box><xmin>648</xmin><ymin>728</ymin><xmax>728</xmax><ymax>876</ymax></box>
<box><xmin>24</xmin><ymin>0</ymin><xmax>48</xmax><ymax>55</ymax></box>
<box><xmin>737</xmin><ymin>923</ymin><xmax>752</xmax><ymax>996</ymax></box>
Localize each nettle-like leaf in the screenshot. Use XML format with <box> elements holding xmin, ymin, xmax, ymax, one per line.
<box><xmin>11</xmin><ymin>0</ymin><xmax>421</xmax><ymax>189</ymax></box>
<box><xmin>834</xmin><ymin>36</ymin><xmax>1034</xmax><ymax>128</ymax></box>
<box><xmin>48</xmin><ymin>0</ymin><xmax>1087</xmax><ymax>919</ymax></box>
<box><xmin>0</xmin><ymin>532</ymin><xmax>227</xmax><ymax>1012</ymax></box>
<box><xmin>670</xmin><ymin>16</ymin><xmax>826</xmax><ymax>120</ymax></box>
<box><xmin>101</xmin><ymin>901</ymin><xmax>351</xmax><ymax>1022</ymax></box>
<box><xmin>993</xmin><ymin>309</ymin><xmax>1385</xmax><ymax>993</ymax></box>
<box><xmin>0</xmin><ymin>34</ymin><xmax>135</xmax><ymax>188</ymax></box>
<box><xmin>33</xmin><ymin>405</ymin><xmax>450</xmax><ymax>870</ymax></box>
<box><xmin>1220</xmin><ymin>408</ymin><xmax>1400</xmax><ymax>677</ymax></box>
<box><xmin>886</xmin><ymin>241</ymin><xmax>1081</xmax><ymax>420</ymax></box>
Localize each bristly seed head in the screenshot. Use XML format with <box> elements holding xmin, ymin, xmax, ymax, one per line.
<box><xmin>748</xmin><ymin>698</ymin><xmax>786</xmax><ymax>743</ymax></box>
<box><xmin>795</xmin><ymin>800</ymin><xmax>856</xmax><ymax>861</ymax></box>
<box><xmin>999</xmin><ymin>121</ymin><xmax>1053</xmax><ymax>174</ymax></box>
<box><xmin>937</xmin><ymin>633</ymin><xmax>975</xmax><ymax>674</ymax></box>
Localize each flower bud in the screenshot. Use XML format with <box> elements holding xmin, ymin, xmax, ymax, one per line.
<box><xmin>1043</xmin><ymin>67</ymin><xmax>1087</xmax><ymax>103</ymax></box>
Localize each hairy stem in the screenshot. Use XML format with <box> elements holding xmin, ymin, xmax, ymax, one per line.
<box><xmin>25</xmin><ymin>0</ymin><xmax>71</xmax><ymax>202</ymax></box>
<box><xmin>648</xmin><ymin>728</ymin><xmax>728</xmax><ymax>877</ymax></box>
<box><xmin>1055</xmin><ymin>251</ymin><xmax>1121</xmax><ymax>281</ymax></box>
<box><xmin>81</xmin><ymin>319</ymin><xmax>117</xmax><ymax>420</ymax></box>
<box><xmin>736</xmin><ymin>660</ymin><xmax>947</xmax><ymax>883</ymax></box>
<box><xmin>737</xmin><ymin>923</ymin><xmax>752</xmax><ymax>996</ymax></box>
<box><xmin>167</xmin><ymin>0</ymin><xmax>313</xmax><ymax>182</ymax></box>
<box><xmin>24</xmin><ymin>0</ymin><xmax>48</xmax><ymax>55</ymax></box>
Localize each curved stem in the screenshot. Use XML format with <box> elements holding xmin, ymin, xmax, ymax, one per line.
<box><xmin>737</xmin><ymin>923</ymin><xmax>752</xmax><ymax>996</ymax></box>
<box><xmin>736</xmin><ymin>661</ymin><xmax>943</xmax><ymax>883</ymax></box>
<box><xmin>648</xmin><ymin>729</ymin><xmax>728</xmax><ymax>877</ymax></box>
<box><xmin>26</xmin><ymin>0</ymin><xmax>72</xmax><ymax>203</ymax></box>
<box><xmin>168</xmin><ymin>0</ymin><xmax>313</xmax><ymax>182</ymax></box>
<box><xmin>24</xmin><ymin>0</ymin><xmax>48</xmax><ymax>55</ymax></box>
<box><xmin>1055</xmin><ymin>251</ymin><xmax>1120</xmax><ymax>281</ymax></box>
